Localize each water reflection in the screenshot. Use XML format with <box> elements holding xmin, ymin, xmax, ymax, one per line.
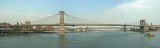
<box><xmin>59</xmin><ymin>36</ymin><xmax>65</xmax><ymax>48</ymax></box>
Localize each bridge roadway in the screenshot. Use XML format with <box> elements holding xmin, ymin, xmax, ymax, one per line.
<box><xmin>0</xmin><ymin>24</ymin><xmax>142</xmax><ymax>27</ymax></box>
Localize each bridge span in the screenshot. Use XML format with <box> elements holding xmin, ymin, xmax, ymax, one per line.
<box><xmin>0</xmin><ymin>24</ymin><xmax>141</xmax><ymax>27</ymax></box>
<box><xmin>0</xmin><ymin>11</ymin><xmax>157</xmax><ymax>36</ymax></box>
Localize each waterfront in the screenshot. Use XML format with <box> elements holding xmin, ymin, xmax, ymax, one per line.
<box><xmin>0</xmin><ymin>31</ymin><xmax>160</xmax><ymax>48</ymax></box>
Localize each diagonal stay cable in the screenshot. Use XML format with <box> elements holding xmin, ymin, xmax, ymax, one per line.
<box><xmin>31</xmin><ymin>14</ymin><xmax>59</xmax><ymax>23</ymax></box>
<box><xmin>65</xmin><ymin>13</ymin><xmax>103</xmax><ymax>24</ymax></box>
<box><xmin>128</xmin><ymin>21</ymin><xmax>139</xmax><ymax>25</ymax></box>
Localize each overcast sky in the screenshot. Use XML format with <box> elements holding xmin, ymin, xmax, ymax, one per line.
<box><xmin>0</xmin><ymin>0</ymin><xmax>160</xmax><ymax>25</ymax></box>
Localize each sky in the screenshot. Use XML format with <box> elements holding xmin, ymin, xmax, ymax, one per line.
<box><xmin>0</xmin><ymin>0</ymin><xmax>160</xmax><ymax>25</ymax></box>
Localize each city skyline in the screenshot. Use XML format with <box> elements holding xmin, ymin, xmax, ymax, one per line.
<box><xmin>0</xmin><ymin>0</ymin><xmax>160</xmax><ymax>25</ymax></box>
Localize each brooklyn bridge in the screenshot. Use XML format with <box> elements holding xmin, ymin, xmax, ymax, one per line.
<box><xmin>0</xmin><ymin>11</ymin><xmax>160</xmax><ymax>36</ymax></box>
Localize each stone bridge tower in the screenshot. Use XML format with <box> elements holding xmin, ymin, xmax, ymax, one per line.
<box><xmin>59</xmin><ymin>11</ymin><xmax>65</xmax><ymax>36</ymax></box>
<box><xmin>140</xmin><ymin>19</ymin><xmax>146</xmax><ymax>32</ymax></box>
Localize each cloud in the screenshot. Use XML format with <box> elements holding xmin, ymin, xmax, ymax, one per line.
<box><xmin>21</xmin><ymin>13</ymin><xmax>53</xmax><ymax>21</ymax></box>
<box><xmin>0</xmin><ymin>8</ymin><xmax>59</xmax><ymax>24</ymax></box>
<box><xmin>18</xmin><ymin>13</ymin><xmax>56</xmax><ymax>23</ymax></box>
<box><xmin>109</xmin><ymin>0</ymin><xmax>160</xmax><ymax>13</ymax></box>
<box><xmin>0</xmin><ymin>9</ymin><xmax>19</xmax><ymax>24</ymax></box>
<box><xmin>102</xmin><ymin>0</ymin><xmax>160</xmax><ymax>24</ymax></box>
<box><xmin>0</xmin><ymin>11</ymin><xmax>55</xmax><ymax>24</ymax></box>
<box><xmin>0</xmin><ymin>9</ymin><xmax>16</xmax><ymax>16</ymax></box>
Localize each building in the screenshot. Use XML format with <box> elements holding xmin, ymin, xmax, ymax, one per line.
<box><xmin>43</xmin><ymin>26</ymin><xmax>54</xmax><ymax>31</ymax></box>
<box><xmin>0</xmin><ymin>22</ymin><xmax>11</xmax><ymax>28</ymax></box>
<box><xmin>21</xmin><ymin>21</ymin><xmax>33</xmax><ymax>31</ymax></box>
<box><xmin>35</xmin><ymin>26</ymin><xmax>43</xmax><ymax>31</ymax></box>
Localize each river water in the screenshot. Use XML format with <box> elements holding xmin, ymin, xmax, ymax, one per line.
<box><xmin>0</xmin><ymin>31</ymin><xmax>160</xmax><ymax>48</ymax></box>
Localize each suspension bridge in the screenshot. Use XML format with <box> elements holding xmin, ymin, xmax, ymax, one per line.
<box><xmin>0</xmin><ymin>11</ymin><xmax>159</xmax><ymax>36</ymax></box>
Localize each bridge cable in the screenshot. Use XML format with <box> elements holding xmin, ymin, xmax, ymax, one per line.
<box><xmin>65</xmin><ymin>13</ymin><xmax>103</xmax><ymax>24</ymax></box>
<box><xmin>31</xmin><ymin>14</ymin><xmax>59</xmax><ymax>23</ymax></box>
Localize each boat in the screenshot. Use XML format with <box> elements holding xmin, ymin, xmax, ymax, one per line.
<box><xmin>144</xmin><ymin>33</ymin><xmax>154</xmax><ymax>37</ymax></box>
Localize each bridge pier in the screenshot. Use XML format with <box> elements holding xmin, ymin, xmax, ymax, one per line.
<box><xmin>156</xmin><ymin>26</ymin><xmax>160</xmax><ymax>31</ymax></box>
<box><xmin>59</xmin><ymin>11</ymin><xmax>65</xmax><ymax>36</ymax></box>
<box><xmin>140</xmin><ymin>19</ymin><xmax>146</xmax><ymax>32</ymax></box>
<box><xmin>157</xmin><ymin>28</ymin><xmax>159</xmax><ymax>31</ymax></box>
<box><xmin>124</xmin><ymin>23</ymin><xmax>127</xmax><ymax>32</ymax></box>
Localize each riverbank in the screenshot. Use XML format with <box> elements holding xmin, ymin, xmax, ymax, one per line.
<box><xmin>0</xmin><ymin>31</ymin><xmax>38</xmax><ymax>36</ymax></box>
<box><xmin>0</xmin><ymin>34</ymin><xmax>9</xmax><ymax>36</ymax></box>
<box><xmin>129</xmin><ymin>29</ymin><xmax>158</xmax><ymax>32</ymax></box>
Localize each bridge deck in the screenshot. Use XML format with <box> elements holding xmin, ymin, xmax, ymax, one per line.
<box><xmin>0</xmin><ymin>24</ymin><xmax>141</xmax><ymax>27</ymax></box>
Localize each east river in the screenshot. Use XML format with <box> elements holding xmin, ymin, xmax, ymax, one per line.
<box><xmin>0</xmin><ymin>31</ymin><xmax>160</xmax><ymax>48</ymax></box>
